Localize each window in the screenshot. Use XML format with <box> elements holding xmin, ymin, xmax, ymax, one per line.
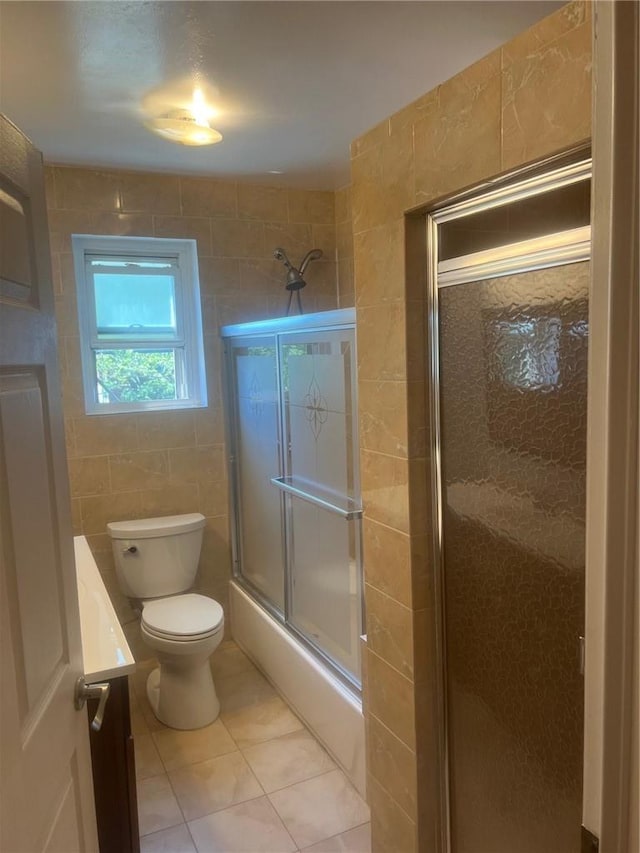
<box><xmin>72</xmin><ymin>236</ymin><xmax>207</xmax><ymax>414</ymax></box>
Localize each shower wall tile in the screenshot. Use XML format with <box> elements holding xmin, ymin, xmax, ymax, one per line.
<box><xmin>351</xmin><ymin>143</ymin><xmax>385</xmax><ymax>235</ymax></box>
<box><xmin>360</xmin><ymin>450</ymin><xmax>410</xmax><ymax>534</ymax></box>
<box><xmin>362</xmin><ymin>518</ymin><xmax>413</xmax><ymax>608</ymax></box>
<box><xmin>195</xmin><ymin>405</ymin><xmax>225</xmax><ymax>447</ymax></box>
<box><xmin>80</xmin><ymin>490</ymin><xmax>144</xmax><ymax>536</ymax></box>
<box><xmin>414</xmin><ymin>50</ymin><xmax>502</xmax><ymax>204</ymax></box>
<box><xmin>365</xmin><ymin>584</ymin><xmax>414</xmax><ymax>680</ymax></box>
<box><xmin>153</xmin><ymin>215</ymin><xmax>212</xmax><ymax>256</ymax></box>
<box><xmin>119</xmin><ymin>173</ymin><xmax>181</xmax><ymax>215</ymax></box>
<box><xmin>236</xmin><ymin>258</ymin><xmax>282</xmax><ymax>293</ymax></box>
<box><xmin>367</xmin><ymin>714</ymin><xmax>417</xmax><ymax>820</ymax></box>
<box><xmin>351</xmin><ymin>118</ymin><xmax>389</xmax><ymax>160</ymax></box>
<box><xmin>288</xmin><ymin>189</ymin><xmax>335</xmax><ymax>225</ymax></box>
<box><xmin>388</xmin><ymin>87</ymin><xmax>439</xmax><ymax>139</ymax></box>
<box><xmin>337</xmin><ymin>258</ymin><xmax>354</xmax><ymax>308</ymax></box>
<box><xmin>367</xmin><ymin>774</ymin><xmax>417</xmax><ymax>853</ymax></box>
<box><xmin>501</xmin><ymin>0</ymin><xmax>588</xmax><ymax>66</ymax></box>
<box><xmin>109</xmin><ymin>450</ymin><xmax>170</xmax><ymax>493</ymax></box>
<box><xmin>53</xmin><ymin>167</ymin><xmax>121</xmax><ymax>211</ymax></box>
<box><xmin>74</xmin><ymin>414</ymin><xmax>139</xmax><ymax>456</ymax></box>
<box><xmin>353</xmin><ymin>220</ymin><xmax>404</xmax><ymax>307</ymax></box>
<box><xmin>197</xmin><ymin>480</ymin><xmax>229</xmax><ymax>519</ymax></box>
<box><xmin>136</xmin><ymin>411</ymin><xmax>196</xmax><ymax>450</ymax></box>
<box><xmin>502</xmin><ymin>17</ymin><xmax>592</xmax><ymax>170</ymax></box>
<box><xmin>356</xmin><ymin>303</ymin><xmax>406</xmax><ymax>382</ymax></box>
<box><xmin>350</xmin><ymin>3</ymin><xmax>591</xmax><ymax>848</ymax></box>
<box><xmin>48</xmin><ymin>209</ymin><xmax>154</xmax><ymax>253</ymax></box>
<box><xmin>366</xmin><ymin>649</ymin><xmax>416</xmax><ymax>751</ymax></box>
<box><xmin>46</xmin><ymin>164</ymin><xmax>338</xmax><ymax>631</ymax></box>
<box><xmin>311</xmin><ymin>223</ymin><xmax>337</xmax><ymax>258</ymax></box>
<box><xmin>335</xmin><ymin>185</ymin><xmax>354</xmax><ymax>308</ymax></box>
<box><xmin>358</xmin><ymin>380</ymin><xmax>408</xmax><ymax>458</ymax></box>
<box><xmin>264</xmin><ymin>222</ymin><xmax>313</xmax><ymax>258</ymax></box>
<box><xmin>68</xmin><ymin>455</ymin><xmax>111</xmax><ymax>498</ymax></box>
<box><xmin>238</xmin><ymin>183</ymin><xmax>289</xmax><ymax>222</ymax></box>
<box><xmin>168</xmin><ymin>445</ymin><xmax>226</xmax><ymax>487</ymax></box>
<box><xmin>139</xmin><ymin>484</ymin><xmax>200</xmax><ymax>520</ymax></box>
<box><xmin>180</xmin><ymin>177</ymin><xmax>239</xmax><ymax>219</ymax></box>
<box><xmin>334</xmin><ymin>185</ymin><xmax>351</xmax><ymax>226</ymax></box>
<box><xmin>210</xmin><ymin>219</ymin><xmax>266</xmax><ymax>259</ymax></box>
<box><xmin>336</xmin><ymin>219</ymin><xmax>353</xmax><ymax>261</ymax></box>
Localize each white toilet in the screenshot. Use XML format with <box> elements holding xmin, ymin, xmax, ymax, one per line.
<box><xmin>107</xmin><ymin>512</ymin><xmax>224</xmax><ymax>730</ymax></box>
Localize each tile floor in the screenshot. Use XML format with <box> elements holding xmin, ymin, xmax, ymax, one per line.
<box><xmin>130</xmin><ymin>641</ymin><xmax>371</xmax><ymax>853</ymax></box>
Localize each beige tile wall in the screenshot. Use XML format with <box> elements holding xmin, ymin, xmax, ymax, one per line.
<box><xmin>46</xmin><ymin>165</ymin><xmax>338</xmax><ymax>645</ymax></box>
<box><xmin>335</xmin><ymin>185</ymin><xmax>354</xmax><ymax>307</ymax></box>
<box><xmin>349</xmin><ymin>2</ymin><xmax>592</xmax><ymax>850</ymax></box>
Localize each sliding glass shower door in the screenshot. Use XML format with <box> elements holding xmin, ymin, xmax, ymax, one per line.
<box><xmin>224</xmin><ymin>312</ymin><xmax>363</xmax><ymax>687</ymax></box>
<box><xmin>279</xmin><ymin>329</ymin><xmax>361</xmax><ymax>680</ymax></box>
<box><xmin>227</xmin><ymin>335</ymin><xmax>284</xmax><ymax>610</ymax></box>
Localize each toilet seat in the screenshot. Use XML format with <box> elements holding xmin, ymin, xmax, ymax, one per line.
<box><xmin>142</xmin><ymin>593</ymin><xmax>224</xmax><ymax>642</ymax></box>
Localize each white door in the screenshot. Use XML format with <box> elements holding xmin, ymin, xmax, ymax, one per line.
<box><xmin>0</xmin><ymin>115</ymin><xmax>98</xmax><ymax>852</ymax></box>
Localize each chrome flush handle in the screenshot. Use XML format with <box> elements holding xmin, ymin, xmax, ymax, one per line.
<box><xmin>122</xmin><ymin>545</ymin><xmax>138</xmax><ymax>555</ymax></box>
<box><xmin>74</xmin><ymin>676</ymin><xmax>111</xmax><ymax>731</ymax></box>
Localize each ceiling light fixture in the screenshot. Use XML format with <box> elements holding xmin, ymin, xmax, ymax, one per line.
<box><xmin>146</xmin><ymin>88</ymin><xmax>223</xmax><ymax>146</ymax></box>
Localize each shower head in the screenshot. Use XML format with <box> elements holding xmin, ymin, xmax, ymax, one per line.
<box><xmin>273</xmin><ymin>246</ymin><xmax>323</xmax><ymax>315</ymax></box>
<box><xmin>273</xmin><ymin>247</ymin><xmax>292</xmax><ymax>269</ymax></box>
<box><xmin>299</xmin><ymin>248</ymin><xmax>323</xmax><ymax>275</ymax></box>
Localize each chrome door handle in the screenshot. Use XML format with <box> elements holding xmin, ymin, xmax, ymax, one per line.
<box><xmin>74</xmin><ymin>676</ymin><xmax>111</xmax><ymax>731</ymax></box>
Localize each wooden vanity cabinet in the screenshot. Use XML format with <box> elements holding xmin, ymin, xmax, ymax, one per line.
<box><xmin>87</xmin><ymin>676</ymin><xmax>140</xmax><ymax>853</ymax></box>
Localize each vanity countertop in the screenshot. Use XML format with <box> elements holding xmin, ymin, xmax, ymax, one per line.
<box><xmin>74</xmin><ymin>535</ymin><xmax>136</xmax><ymax>681</ymax></box>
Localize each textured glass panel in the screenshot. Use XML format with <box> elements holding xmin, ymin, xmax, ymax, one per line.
<box><xmin>289</xmin><ymin>496</ymin><xmax>361</xmax><ymax>680</ymax></box>
<box><xmin>232</xmin><ymin>337</ymin><xmax>284</xmax><ymax>609</ymax></box>
<box><xmin>439</xmin><ymin>262</ymin><xmax>588</xmax><ymax>853</ymax></box>
<box><xmin>280</xmin><ymin>330</ymin><xmax>356</xmax><ymax>500</ymax></box>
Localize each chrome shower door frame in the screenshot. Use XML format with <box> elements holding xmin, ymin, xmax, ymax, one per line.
<box><xmin>426</xmin><ymin>153</ymin><xmax>592</xmax><ymax>853</ymax></box>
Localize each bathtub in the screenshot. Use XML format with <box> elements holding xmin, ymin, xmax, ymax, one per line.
<box><xmin>230</xmin><ymin>580</ymin><xmax>366</xmax><ymax>797</ymax></box>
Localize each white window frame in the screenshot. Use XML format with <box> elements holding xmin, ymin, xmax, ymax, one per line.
<box><xmin>72</xmin><ymin>235</ymin><xmax>207</xmax><ymax>415</ymax></box>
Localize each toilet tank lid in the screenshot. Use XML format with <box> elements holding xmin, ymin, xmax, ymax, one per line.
<box><xmin>107</xmin><ymin>513</ymin><xmax>206</xmax><ymax>540</ymax></box>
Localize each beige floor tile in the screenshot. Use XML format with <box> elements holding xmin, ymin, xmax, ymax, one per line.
<box><xmin>140</xmin><ymin>823</ymin><xmax>196</xmax><ymax>853</ymax></box>
<box><xmin>135</xmin><ymin>733</ymin><xmax>165</xmax><ymax>780</ymax></box>
<box><xmin>243</xmin><ymin>729</ymin><xmax>336</xmax><ymax>792</ymax></box>
<box><xmin>221</xmin><ymin>695</ymin><xmax>305</xmax><ymax>749</ymax></box>
<box><xmin>188</xmin><ymin>796</ymin><xmax>297</xmax><ymax>853</ymax></box>
<box><xmin>268</xmin><ymin>769</ymin><xmax>370</xmax><ymax>849</ymax></box>
<box><xmin>301</xmin><ymin>823</ymin><xmax>372</xmax><ymax>853</ymax></box>
<box><xmin>211</xmin><ymin>641</ymin><xmax>256</xmax><ymax>680</ymax></box>
<box><xmin>168</xmin><ymin>750</ymin><xmax>263</xmax><ymax>821</ymax></box>
<box><xmin>131</xmin><ymin>701</ymin><xmax>151</xmax><ymax>736</ymax></box>
<box><xmin>137</xmin><ymin>774</ymin><xmax>184</xmax><ymax>837</ymax></box>
<box><xmin>217</xmin><ymin>668</ymin><xmax>277</xmax><ymax>714</ymax></box>
<box><xmin>153</xmin><ymin>719</ymin><xmax>237</xmax><ymax>771</ymax></box>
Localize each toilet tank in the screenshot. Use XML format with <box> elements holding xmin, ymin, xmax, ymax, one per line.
<box><xmin>107</xmin><ymin>513</ymin><xmax>206</xmax><ymax>599</ymax></box>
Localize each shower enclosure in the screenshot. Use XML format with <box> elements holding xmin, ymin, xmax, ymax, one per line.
<box><xmin>427</xmin><ymin>154</ymin><xmax>591</xmax><ymax>853</ymax></box>
<box><xmin>221</xmin><ymin>309</ymin><xmax>365</xmax><ymax>787</ymax></box>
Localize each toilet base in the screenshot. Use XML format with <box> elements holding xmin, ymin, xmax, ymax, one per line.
<box><xmin>146</xmin><ymin>657</ymin><xmax>220</xmax><ymax>730</ymax></box>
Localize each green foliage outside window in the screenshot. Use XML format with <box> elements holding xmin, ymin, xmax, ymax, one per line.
<box><xmin>95</xmin><ymin>349</ymin><xmax>177</xmax><ymax>403</ymax></box>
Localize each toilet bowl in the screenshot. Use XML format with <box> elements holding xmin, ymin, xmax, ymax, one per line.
<box><xmin>107</xmin><ymin>513</ymin><xmax>225</xmax><ymax>730</ymax></box>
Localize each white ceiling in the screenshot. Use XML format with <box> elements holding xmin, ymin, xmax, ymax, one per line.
<box><xmin>0</xmin><ymin>1</ymin><xmax>561</xmax><ymax>189</ymax></box>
